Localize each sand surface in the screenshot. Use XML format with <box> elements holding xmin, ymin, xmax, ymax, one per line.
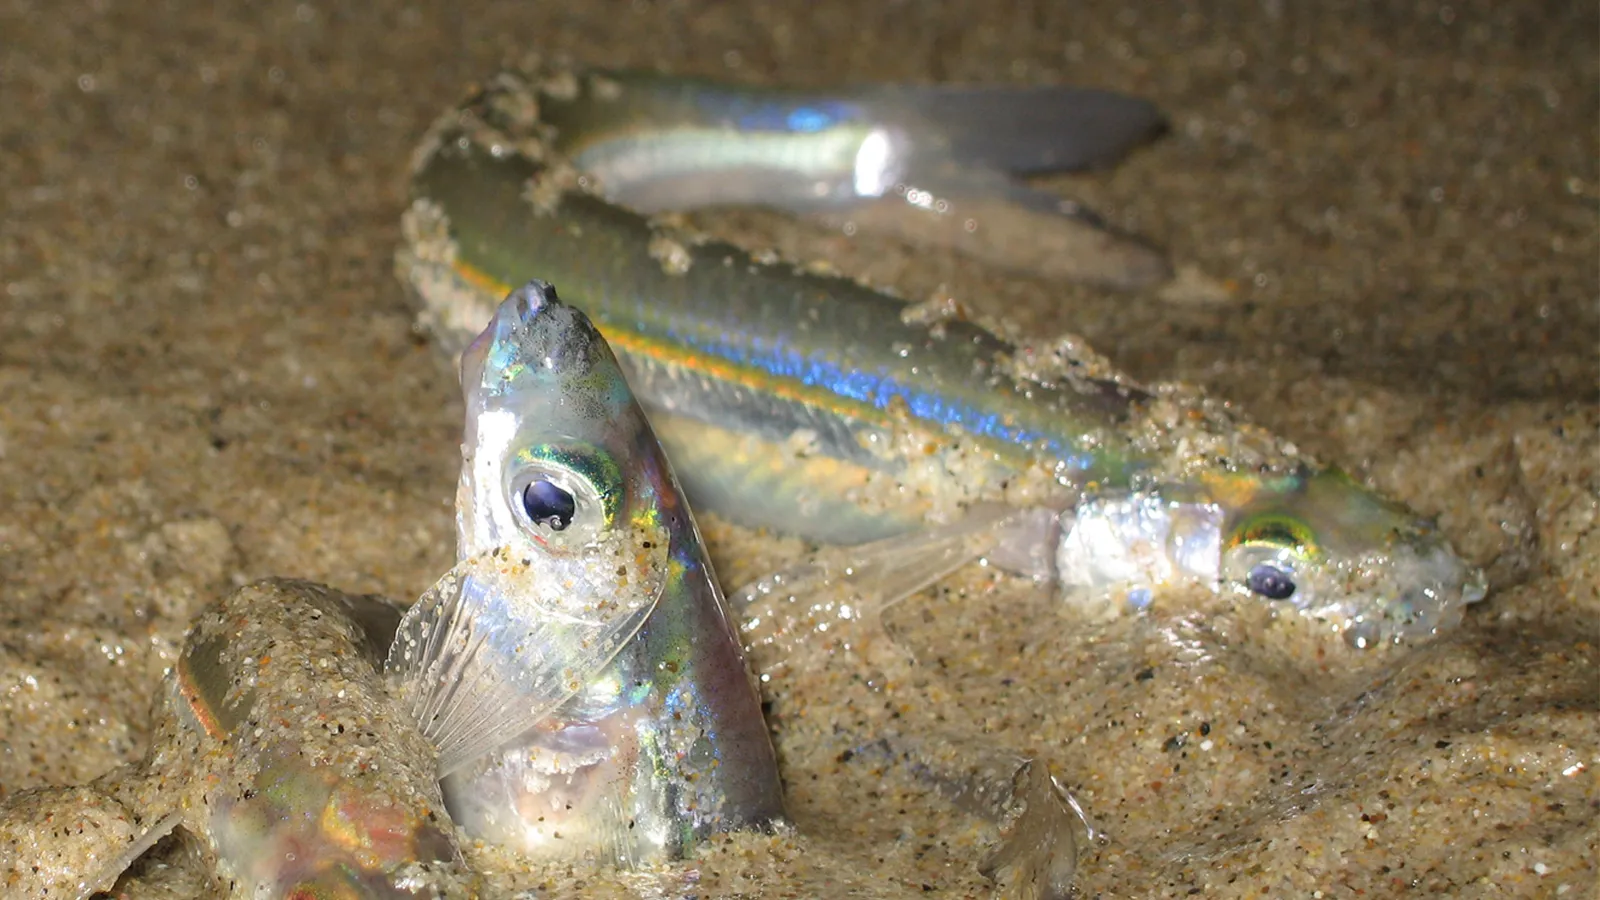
<box><xmin>1</xmin><ymin>0</ymin><xmax>1595</xmax><ymax>896</ymax></box>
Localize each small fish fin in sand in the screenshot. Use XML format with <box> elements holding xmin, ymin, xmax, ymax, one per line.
<box><xmin>979</xmin><ymin>761</ymin><xmax>1089</xmax><ymax>900</ymax></box>
<box><xmin>871</xmin><ymin>83</ymin><xmax>1167</xmax><ymax>175</ymax></box>
<box><xmin>821</xmin><ymin>171</ymin><xmax>1173</xmax><ymax>291</ymax></box>
<box><xmin>734</xmin><ymin>504</ymin><xmax>1027</xmax><ymax>676</ymax></box>
<box><xmin>824</xmin><ymin>86</ymin><xmax>1172</xmax><ymax>290</ymax></box>
<box><xmin>849</xmin><ymin>730</ymin><xmax>1093</xmax><ymax>900</ymax></box>
<box><xmin>79</xmin><ymin>809</ymin><xmax>184</xmax><ymax>900</ymax></box>
<box><xmin>0</xmin><ymin>780</ymin><xmax>181</xmax><ymax>900</ymax></box>
<box><xmin>387</xmin><ymin>545</ymin><xmax>664</xmax><ymax>775</ymax></box>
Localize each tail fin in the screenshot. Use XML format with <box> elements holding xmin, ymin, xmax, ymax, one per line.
<box><xmin>842</xmin><ymin>84</ymin><xmax>1172</xmax><ymax>290</ymax></box>
<box><xmin>876</xmin><ymin>84</ymin><xmax>1167</xmax><ymax>174</ymax></box>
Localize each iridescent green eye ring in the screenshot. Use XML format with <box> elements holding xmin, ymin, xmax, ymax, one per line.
<box><xmin>509</xmin><ymin>443</ymin><xmax>624</xmax><ymax>537</ymax></box>
<box><xmin>1226</xmin><ymin>512</ymin><xmax>1319</xmax><ymax>560</ymax></box>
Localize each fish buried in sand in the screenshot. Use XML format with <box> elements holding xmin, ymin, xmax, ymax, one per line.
<box><xmin>397</xmin><ymin>66</ymin><xmax>1487</xmax><ymax>649</ymax></box>
<box><xmin>387</xmin><ymin>281</ymin><xmax>786</xmax><ymax>865</ymax></box>
<box><xmin>0</xmin><ymin>580</ymin><xmax>473</xmax><ymax>900</ymax></box>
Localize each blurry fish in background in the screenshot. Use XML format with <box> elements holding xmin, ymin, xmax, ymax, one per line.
<box><xmin>388</xmin><ymin>281</ymin><xmax>786</xmax><ymax>866</ymax></box>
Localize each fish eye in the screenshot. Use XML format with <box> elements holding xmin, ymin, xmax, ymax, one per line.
<box><xmin>505</xmin><ymin>448</ymin><xmax>618</xmax><ymax>548</ymax></box>
<box><xmin>520</xmin><ymin>479</ymin><xmax>577</xmax><ymax>531</ymax></box>
<box><xmin>1246</xmin><ymin>563</ymin><xmax>1297</xmax><ymax>600</ymax></box>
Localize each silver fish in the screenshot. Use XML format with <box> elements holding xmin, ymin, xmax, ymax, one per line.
<box><xmin>530</xmin><ymin>66</ymin><xmax>1173</xmax><ymax>291</ymax></box>
<box><xmin>387</xmin><ymin>281</ymin><xmax>785</xmax><ymax>866</ymax></box>
<box><xmin>397</xmin><ymin>69</ymin><xmax>1487</xmax><ymax>649</ymax></box>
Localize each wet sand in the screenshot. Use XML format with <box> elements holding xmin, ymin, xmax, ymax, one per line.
<box><xmin>1</xmin><ymin>0</ymin><xmax>1594</xmax><ymax>896</ymax></box>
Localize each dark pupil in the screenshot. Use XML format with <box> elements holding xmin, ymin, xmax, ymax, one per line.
<box><xmin>1246</xmin><ymin>563</ymin><xmax>1296</xmax><ymax>600</ymax></box>
<box><xmin>521</xmin><ymin>480</ymin><xmax>577</xmax><ymax>531</ymax></box>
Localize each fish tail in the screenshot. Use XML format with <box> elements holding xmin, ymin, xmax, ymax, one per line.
<box><xmin>842</xmin><ymin>84</ymin><xmax>1173</xmax><ymax>289</ymax></box>
<box><xmin>872</xmin><ymin>83</ymin><xmax>1167</xmax><ymax>174</ymax></box>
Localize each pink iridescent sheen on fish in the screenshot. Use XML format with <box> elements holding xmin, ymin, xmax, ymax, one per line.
<box><xmin>386</xmin><ymin>281</ymin><xmax>785</xmax><ymax>865</ymax></box>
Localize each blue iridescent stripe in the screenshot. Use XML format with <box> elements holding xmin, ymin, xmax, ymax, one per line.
<box><xmin>695</xmin><ymin>91</ymin><xmax>863</xmax><ymax>134</ymax></box>
<box><xmin>657</xmin><ymin>326</ymin><xmax>1097</xmax><ymax>473</ymax></box>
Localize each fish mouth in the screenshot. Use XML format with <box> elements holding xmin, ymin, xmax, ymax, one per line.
<box><xmin>460</xmin><ymin>280</ymin><xmax>574</xmax><ymax>390</ymax></box>
<box><xmin>1336</xmin><ymin>543</ymin><xmax>1488</xmax><ymax>649</ymax></box>
<box><xmin>497</xmin><ymin>278</ymin><xmax>559</xmax><ymax>331</ymax></box>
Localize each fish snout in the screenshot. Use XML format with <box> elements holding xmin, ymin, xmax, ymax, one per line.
<box><xmin>1340</xmin><ymin>541</ymin><xmax>1488</xmax><ymax>648</ymax></box>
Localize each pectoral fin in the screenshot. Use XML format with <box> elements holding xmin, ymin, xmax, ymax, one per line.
<box><xmin>734</xmin><ymin>505</ymin><xmax>1015</xmax><ymax>674</ymax></box>
<box><xmin>387</xmin><ymin>547</ymin><xmax>662</xmax><ymax>775</ymax></box>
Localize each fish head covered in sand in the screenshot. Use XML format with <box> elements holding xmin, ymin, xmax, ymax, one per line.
<box><xmin>393</xmin><ymin>281</ymin><xmax>785</xmax><ymax>866</ymax></box>
<box><xmin>1057</xmin><ymin>465</ymin><xmax>1486</xmax><ymax>646</ymax></box>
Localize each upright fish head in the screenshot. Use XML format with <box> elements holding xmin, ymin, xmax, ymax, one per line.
<box><xmin>455</xmin><ymin>279</ymin><xmax>674</xmax><ymax>571</ymax></box>
<box><xmin>1207</xmin><ymin>467</ymin><xmax>1487</xmax><ymax>646</ymax></box>
<box><xmin>437</xmin><ymin>281</ymin><xmax>785</xmax><ymax>863</ymax></box>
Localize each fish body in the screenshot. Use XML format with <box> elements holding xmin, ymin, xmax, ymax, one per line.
<box><xmin>398</xmin><ymin>70</ymin><xmax>1485</xmax><ymax>646</ymax></box>
<box><xmin>0</xmin><ymin>580</ymin><xmax>471</xmax><ymax>900</ymax></box>
<box><xmin>169</xmin><ymin>581</ymin><xmax>465</xmax><ymax>898</ymax></box>
<box><xmin>538</xmin><ymin>68</ymin><xmax>1164</xmax><ymax>201</ymax></box>
<box><xmin>503</xmin><ymin>66</ymin><xmax>1172</xmax><ymax>290</ymax></box>
<box><xmin>390</xmin><ymin>282</ymin><xmax>785</xmax><ymax>864</ymax></box>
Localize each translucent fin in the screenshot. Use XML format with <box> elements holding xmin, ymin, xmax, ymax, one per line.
<box><xmin>846</xmin><ymin>83</ymin><xmax>1171</xmax><ymax>289</ymax></box>
<box><xmin>387</xmin><ymin>546</ymin><xmax>662</xmax><ymax>775</ymax></box>
<box><xmin>78</xmin><ymin>809</ymin><xmax>182</xmax><ymax>900</ymax></box>
<box><xmin>978</xmin><ymin>761</ymin><xmax>1082</xmax><ymax>900</ymax></box>
<box><xmin>847</xmin><ymin>729</ymin><xmax>1089</xmax><ymax>899</ymax></box>
<box><xmin>874</xmin><ymin>84</ymin><xmax>1167</xmax><ymax>174</ymax></box>
<box><xmin>819</xmin><ymin>168</ymin><xmax>1173</xmax><ymax>291</ymax></box>
<box><xmin>734</xmin><ymin>505</ymin><xmax>1013</xmax><ymax>674</ymax></box>
<box><xmin>982</xmin><ymin>505</ymin><xmax>1064</xmax><ymax>583</ymax></box>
